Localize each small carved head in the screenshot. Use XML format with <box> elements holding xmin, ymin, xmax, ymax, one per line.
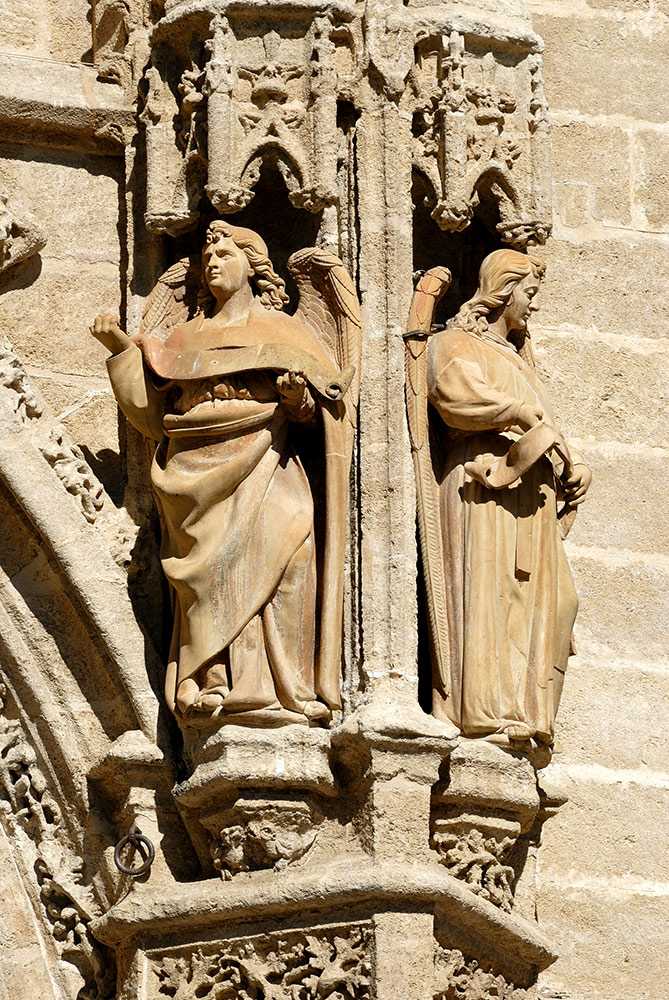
<box><xmin>454</xmin><ymin>249</ymin><xmax>545</xmax><ymax>340</ymax></box>
<box><xmin>202</xmin><ymin>220</ymin><xmax>289</xmax><ymax>312</ymax></box>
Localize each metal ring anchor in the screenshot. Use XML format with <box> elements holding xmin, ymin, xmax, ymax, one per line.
<box><xmin>114</xmin><ymin>821</ymin><xmax>155</xmax><ymax>878</ymax></box>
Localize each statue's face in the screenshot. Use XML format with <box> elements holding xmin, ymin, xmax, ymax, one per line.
<box><xmin>203</xmin><ymin>230</ymin><xmax>252</xmax><ymax>300</ymax></box>
<box><xmin>505</xmin><ymin>273</ymin><xmax>540</xmax><ymax>334</ymax></box>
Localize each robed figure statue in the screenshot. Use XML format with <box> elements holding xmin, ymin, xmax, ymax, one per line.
<box><xmin>405</xmin><ymin>250</ymin><xmax>591</xmax><ymax>746</ymax></box>
<box><xmin>91</xmin><ymin>221</ymin><xmax>361</xmax><ymax>727</ymax></box>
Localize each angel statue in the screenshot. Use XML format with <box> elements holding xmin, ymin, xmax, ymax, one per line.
<box><xmin>91</xmin><ymin>220</ymin><xmax>361</xmax><ymax>727</ymax></box>
<box><xmin>405</xmin><ymin>250</ymin><xmax>591</xmax><ymax>746</ymax></box>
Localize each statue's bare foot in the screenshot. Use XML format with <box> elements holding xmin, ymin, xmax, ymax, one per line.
<box><xmin>176</xmin><ymin>678</ymin><xmax>200</xmax><ymax>715</ymax></box>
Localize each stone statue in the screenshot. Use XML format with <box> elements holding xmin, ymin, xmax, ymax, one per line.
<box><xmin>405</xmin><ymin>251</ymin><xmax>591</xmax><ymax>746</ymax></box>
<box><xmin>91</xmin><ymin>221</ymin><xmax>361</xmax><ymax>727</ymax></box>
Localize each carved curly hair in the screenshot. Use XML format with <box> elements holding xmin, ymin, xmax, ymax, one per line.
<box><xmin>451</xmin><ymin>250</ymin><xmax>545</xmax><ymax>333</ymax></box>
<box><xmin>449</xmin><ymin>249</ymin><xmax>545</xmax><ymax>365</ymax></box>
<box><xmin>200</xmin><ymin>220</ymin><xmax>289</xmax><ymax>312</ymax></box>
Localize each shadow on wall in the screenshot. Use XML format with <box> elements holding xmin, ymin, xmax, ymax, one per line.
<box><xmin>412</xmin><ymin>169</ymin><xmax>499</xmax><ymax>328</ymax></box>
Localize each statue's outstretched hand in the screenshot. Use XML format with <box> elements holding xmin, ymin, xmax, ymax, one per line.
<box><xmin>90</xmin><ymin>314</ymin><xmax>131</xmax><ymax>356</ymax></box>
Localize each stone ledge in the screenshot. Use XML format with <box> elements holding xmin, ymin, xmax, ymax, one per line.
<box><xmin>0</xmin><ymin>51</ymin><xmax>133</xmax><ymax>147</ymax></box>
<box><xmin>91</xmin><ymin>857</ymin><xmax>557</xmax><ymax>972</ymax></box>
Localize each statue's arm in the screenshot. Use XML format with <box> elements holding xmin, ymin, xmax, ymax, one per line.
<box><xmin>428</xmin><ymin>350</ymin><xmax>541</xmax><ymax>434</ymax></box>
<box><xmin>91</xmin><ymin>314</ymin><xmax>165</xmax><ymax>441</ymax></box>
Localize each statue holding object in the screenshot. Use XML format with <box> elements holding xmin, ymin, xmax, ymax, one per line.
<box><xmin>405</xmin><ymin>251</ymin><xmax>591</xmax><ymax>746</ymax></box>
<box><xmin>92</xmin><ymin>221</ymin><xmax>361</xmax><ymax>728</ymax></box>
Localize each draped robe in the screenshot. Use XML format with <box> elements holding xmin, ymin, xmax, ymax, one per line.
<box><xmin>427</xmin><ymin>325</ymin><xmax>579</xmax><ymax>743</ymax></box>
<box><xmin>106</xmin><ymin>303</ymin><xmax>345</xmax><ymax>721</ymax></box>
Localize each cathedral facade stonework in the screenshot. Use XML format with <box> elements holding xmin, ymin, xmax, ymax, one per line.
<box><xmin>0</xmin><ymin>2</ymin><xmax>667</xmax><ymax>999</ymax></box>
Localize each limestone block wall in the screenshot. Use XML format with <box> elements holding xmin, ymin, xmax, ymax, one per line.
<box><xmin>527</xmin><ymin>2</ymin><xmax>669</xmax><ymax>998</ymax></box>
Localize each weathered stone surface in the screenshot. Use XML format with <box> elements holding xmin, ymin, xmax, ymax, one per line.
<box><xmin>565</xmin><ymin>443</ymin><xmax>669</xmax><ymax>555</ymax></box>
<box><xmin>2</xmin><ymin>2</ymin><xmax>44</xmax><ymax>55</ymax></box>
<box><xmin>539</xmin><ymin>768</ymin><xmax>669</xmax><ymax>882</ymax></box>
<box><xmin>0</xmin><ymin>259</ymin><xmax>121</xmax><ymax>375</ymax></box>
<box><xmin>535</xmin><ymin>236</ymin><xmax>669</xmax><ymax>339</ymax></box>
<box><xmin>587</xmin><ymin>0</ymin><xmax>650</xmax><ymax>9</ymax></box>
<box><xmin>536</xmin><ymin>885</ymin><xmax>669</xmax><ymax>1000</ymax></box>
<box><xmin>556</xmin><ymin>656</ymin><xmax>669</xmax><ymax>771</ymax></box>
<box><xmin>568</xmin><ymin>544</ymin><xmax>669</xmax><ymax>661</ymax></box>
<box><xmin>633</xmin><ymin>128</ymin><xmax>669</xmax><ymax>231</ymax></box>
<box><xmin>535</xmin><ymin>11</ymin><xmax>669</xmax><ymax>122</ymax></box>
<box><xmin>0</xmin><ymin>150</ymin><xmax>121</xmax><ymax>262</ymax></box>
<box><xmin>534</xmin><ymin>328</ymin><xmax>669</xmax><ymax>446</ymax></box>
<box><xmin>552</xmin><ymin>121</ymin><xmax>632</xmax><ymax>228</ymax></box>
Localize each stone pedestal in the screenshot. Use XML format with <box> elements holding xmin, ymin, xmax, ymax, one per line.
<box><xmin>90</xmin><ymin>694</ymin><xmax>558</xmax><ymax>998</ymax></box>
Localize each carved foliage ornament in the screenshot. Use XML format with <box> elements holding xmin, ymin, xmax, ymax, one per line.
<box><xmin>152</xmin><ymin>925</ymin><xmax>372</xmax><ymax>1000</ymax></box>
<box><xmin>0</xmin><ymin>339</ymin><xmax>105</xmax><ymax>524</ymax></box>
<box><xmin>0</xmin><ymin>676</ymin><xmax>115</xmax><ymax>998</ymax></box>
<box><xmin>434</xmin><ymin>947</ymin><xmax>531</xmax><ymax>1000</ymax></box>
<box><xmin>432</xmin><ymin>825</ymin><xmax>515</xmax><ymax>913</ymax></box>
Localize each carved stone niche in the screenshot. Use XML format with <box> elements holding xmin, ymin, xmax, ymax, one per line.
<box><xmin>141</xmin><ymin>2</ymin><xmax>361</xmax><ymax>235</ymax></box>
<box><xmin>410</xmin><ymin>29</ymin><xmax>551</xmax><ymax>248</ymax></box>
<box><xmin>430</xmin><ymin>742</ymin><xmax>541</xmax><ymax>915</ymax></box>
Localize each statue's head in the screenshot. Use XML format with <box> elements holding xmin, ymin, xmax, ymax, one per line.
<box><xmin>453</xmin><ymin>249</ymin><xmax>546</xmax><ymax>340</ymax></box>
<box><xmin>202</xmin><ymin>220</ymin><xmax>289</xmax><ymax>311</ymax></box>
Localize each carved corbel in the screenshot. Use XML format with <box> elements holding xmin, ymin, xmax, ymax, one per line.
<box><xmin>430</xmin><ymin>742</ymin><xmax>541</xmax><ymax>915</ymax></box>
<box><xmin>173</xmin><ymin>726</ymin><xmax>336</xmax><ymax>879</ymax></box>
<box><xmin>0</xmin><ymin>189</ymin><xmax>47</xmax><ymax>276</ymax></box>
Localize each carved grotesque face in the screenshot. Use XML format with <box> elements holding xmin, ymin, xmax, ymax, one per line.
<box><xmin>505</xmin><ymin>272</ymin><xmax>540</xmax><ymax>335</ymax></box>
<box><xmin>203</xmin><ymin>229</ymin><xmax>252</xmax><ymax>301</ymax></box>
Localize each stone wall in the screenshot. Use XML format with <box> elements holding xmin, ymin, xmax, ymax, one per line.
<box><xmin>527</xmin><ymin>2</ymin><xmax>669</xmax><ymax>997</ymax></box>
<box><xmin>0</xmin><ymin>1</ymin><xmax>667</xmax><ymax>998</ymax></box>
